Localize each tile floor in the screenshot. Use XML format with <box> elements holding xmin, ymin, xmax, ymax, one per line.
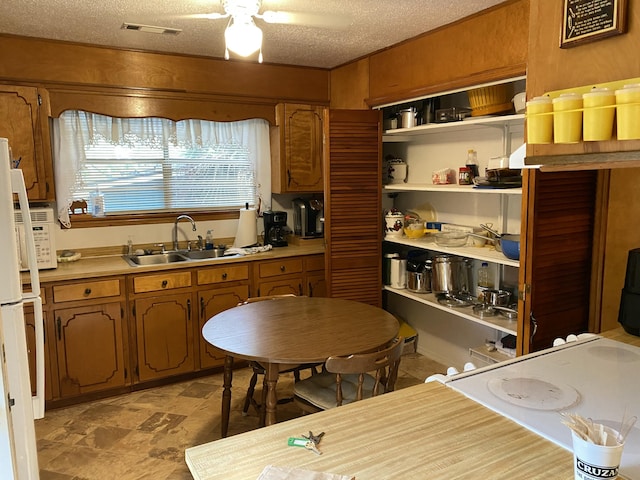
<box><xmin>36</xmin><ymin>352</ymin><xmax>445</xmax><ymax>479</ymax></box>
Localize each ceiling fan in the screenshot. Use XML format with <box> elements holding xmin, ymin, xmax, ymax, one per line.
<box><xmin>188</xmin><ymin>0</ymin><xmax>349</xmax><ymax>63</ymax></box>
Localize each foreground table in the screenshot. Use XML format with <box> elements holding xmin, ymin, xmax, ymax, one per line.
<box><xmin>202</xmin><ymin>296</ymin><xmax>400</xmax><ymax>436</ymax></box>
<box><xmin>185</xmin><ymin>381</ymin><xmax>573</xmax><ymax>479</ymax></box>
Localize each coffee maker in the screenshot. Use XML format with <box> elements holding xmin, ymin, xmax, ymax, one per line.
<box><xmin>263</xmin><ymin>210</ymin><xmax>288</xmax><ymax>247</ymax></box>
<box><xmin>618</xmin><ymin>247</ymin><xmax>640</xmax><ymax>336</ymax></box>
<box><xmin>292</xmin><ymin>198</ymin><xmax>323</xmax><ymax>238</ymax></box>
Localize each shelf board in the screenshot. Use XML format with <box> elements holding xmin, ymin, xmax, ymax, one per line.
<box><xmin>384</xmin><ymin>183</ymin><xmax>522</xmax><ymax>195</ymax></box>
<box><xmin>384</xmin><ymin>237</ymin><xmax>519</xmax><ymax>267</ymax></box>
<box><xmin>383</xmin><ymin>113</ymin><xmax>524</xmax><ymax>141</ymax></box>
<box><xmin>384</xmin><ymin>286</ymin><xmax>518</xmax><ymax>336</ymax></box>
<box><xmin>469</xmin><ymin>345</ymin><xmax>513</xmax><ymax>364</ymax></box>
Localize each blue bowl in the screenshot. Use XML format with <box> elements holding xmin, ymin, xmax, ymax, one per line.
<box><xmin>500</xmin><ymin>234</ymin><xmax>520</xmax><ymax>260</ymax></box>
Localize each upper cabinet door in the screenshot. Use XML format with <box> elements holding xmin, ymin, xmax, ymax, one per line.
<box><xmin>271</xmin><ymin>103</ymin><xmax>324</xmax><ymax>193</ymax></box>
<box><xmin>0</xmin><ymin>86</ymin><xmax>53</xmax><ymax>201</ymax></box>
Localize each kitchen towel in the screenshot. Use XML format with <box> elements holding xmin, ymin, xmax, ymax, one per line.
<box><xmin>233</xmin><ymin>206</ymin><xmax>258</xmax><ymax>248</ymax></box>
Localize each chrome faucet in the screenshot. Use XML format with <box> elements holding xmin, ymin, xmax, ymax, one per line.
<box><xmin>173</xmin><ymin>214</ymin><xmax>197</xmax><ymax>251</ymax></box>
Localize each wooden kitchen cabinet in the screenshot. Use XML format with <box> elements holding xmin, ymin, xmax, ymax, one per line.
<box><xmin>197</xmin><ymin>264</ymin><xmax>250</xmax><ymax>369</ymax></box>
<box><xmin>49</xmin><ymin>277</ymin><xmax>129</xmax><ymax>399</ymax></box>
<box><xmin>130</xmin><ymin>270</ymin><xmax>195</xmax><ymax>382</ymax></box>
<box><xmin>0</xmin><ymin>85</ymin><xmax>54</xmax><ymax>201</ymax></box>
<box><xmin>253</xmin><ymin>257</ymin><xmax>304</xmax><ymax>297</ymax></box>
<box><xmin>270</xmin><ymin>103</ymin><xmax>325</xmax><ymax>193</ymax></box>
<box><xmin>304</xmin><ymin>254</ymin><xmax>326</xmax><ymax>297</ymax></box>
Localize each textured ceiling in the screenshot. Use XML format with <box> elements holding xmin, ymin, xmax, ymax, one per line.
<box><xmin>0</xmin><ymin>0</ymin><xmax>509</xmax><ymax>68</ymax></box>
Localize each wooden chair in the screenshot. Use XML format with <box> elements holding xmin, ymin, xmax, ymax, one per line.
<box><xmin>293</xmin><ymin>336</ymin><xmax>404</xmax><ymax>413</ymax></box>
<box><xmin>238</xmin><ymin>295</ymin><xmax>320</xmax><ymax>425</ymax></box>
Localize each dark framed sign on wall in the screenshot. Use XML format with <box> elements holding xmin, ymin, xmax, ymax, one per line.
<box><xmin>560</xmin><ymin>0</ymin><xmax>628</xmax><ymax>48</ymax></box>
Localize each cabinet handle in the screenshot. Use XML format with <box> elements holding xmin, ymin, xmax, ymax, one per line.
<box><xmin>298</xmin><ymin>283</ymin><xmax>303</xmax><ymax>296</ymax></box>
<box><xmin>200</xmin><ymin>297</ymin><xmax>205</xmax><ymax>318</ymax></box>
<box><xmin>530</xmin><ymin>312</ymin><xmax>538</xmax><ymax>343</ymax></box>
<box><xmin>280</xmin><ymin>265</ymin><xmax>286</xmax><ymax>272</ymax></box>
<box><xmin>84</xmin><ymin>288</ymin><xmax>92</xmax><ymax>296</ymax></box>
<box><xmin>187</xmin><ymin>299</ymin><xmax>191</xmax><ymax>320</ymax></box>
<box><xmin>56</xmin><ymin>317</ymin><xmax>61</xmax><ymax>341</ymax></box>
<box><xmin>308</xmin><ymin>282</ymin><xmax>313</xmax><ymax>297</ymax></box>
<box><xmin>222</xmin><ymin>272</ymin><xmax>227</xmax><ymax>280</ymax></box>
<box><xmin>162</xmin><ymin>280</ymin><xmax>168</xmax><ymax>288</ymax></box>
<box><xmin>287</xmin><ymin>169</ymin><xmax>292</xmax><ymax>187</ymax></box>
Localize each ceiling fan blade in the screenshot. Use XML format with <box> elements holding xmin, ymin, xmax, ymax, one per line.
<box><xmin>184</xmin><ymin>12</ymin><xmax>230</xmax><ymax>20</ymax></box>
<box><xmin>258</xmin><ymin>10</ymin><xmax>351</xmax><ymax>29</ymax></box>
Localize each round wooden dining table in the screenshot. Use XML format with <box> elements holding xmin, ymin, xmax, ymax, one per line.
<box><xmin>202</xmin><ymin>296</ymin><xmax>400</xmax><ymax>437</ymax></box>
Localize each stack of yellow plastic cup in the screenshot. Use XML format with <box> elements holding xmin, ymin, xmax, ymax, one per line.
<box><xmin>615</xmin><ymin>84</ymin><xmax>640</xmax><ymax>140</ymax></box>
<box><xmin>553</xmin><ymin>93</ymin><xmax>583</xmax><ymax>143</ymax></box>
<box><xmin>526</xmin><ymin>96</ymin><xmax>553</xmax><ymax>144</ymax></box>
<box><xmin>583</xmin><ymin>87</ymin><xmax>616</xmax><ymax>141</ymax></box>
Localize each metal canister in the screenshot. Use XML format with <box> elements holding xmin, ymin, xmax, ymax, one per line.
<box><xmin>383</xmin><ymin>253</ymin><xmax>400</xmax><ymax>286</ymax></box>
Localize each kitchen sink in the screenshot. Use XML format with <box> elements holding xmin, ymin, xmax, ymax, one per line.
<box><xmin>123</xmin><ymin>252</ymin><xmax>189</xmax><ymax>266</ymax></box>
<box><xmin>123</xmin><ymin>248</ymin><xmax>239</xmax><ymax>266</ymax></box>
<box><xmin>181</xmin><ymin>248</ymin><xmax>226</xmax><ymax>260</ymax></box>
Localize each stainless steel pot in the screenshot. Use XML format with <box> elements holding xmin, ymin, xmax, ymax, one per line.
<box><xmin>407</xmin><ymin>260</ymin><xmax>432</xmax><ymax>293</ymax></box>
<box><xmin>431</xmin><ymin>255</ymin><xmax>471</xmax><ymax>294</ymax></box>
<box><xmin>399</xmin><ymin>107</ymin><xmax>417</xmax><ymax>128</ymax></box>
<box><xmin>481</xmin><ymin>289</ymin><xmax>511</xmax><ymax>306</ymax></box>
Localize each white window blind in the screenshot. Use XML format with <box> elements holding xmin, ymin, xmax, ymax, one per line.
<box><xmin>53</xmin><ymin>111</ymin><xmax>272</xmax><ymax>227</ymax></box>
<box><xmin>81</xmin><ymin>139</ymin><xmax>253</xmax><ymax>213</ymax></box>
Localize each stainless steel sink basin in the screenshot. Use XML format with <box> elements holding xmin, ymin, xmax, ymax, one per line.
<box><xmin>123</xmin><ymin>252</ymin><xmax>189</xmax><ymax>266</ymax></box>
<box><xmin>181</xmin><ymin>248</ymin><xmax>226</xmax><ymax>260</ymax></box>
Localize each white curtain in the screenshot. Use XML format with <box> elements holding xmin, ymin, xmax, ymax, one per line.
<box><xmin>53</xmin><ymin>111</ymin><xmax>271</xmax><ymax>227</ymax></box>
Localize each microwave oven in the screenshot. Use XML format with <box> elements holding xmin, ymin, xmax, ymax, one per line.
<box><xmin>14</xmin><ymin>207</ymin><xmax>57</xmax><ymax>270</ymax></box>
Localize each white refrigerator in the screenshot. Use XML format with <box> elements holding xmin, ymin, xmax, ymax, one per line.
<box><xmin>0</xmin><ymin>137</ymin><xmax>45</xmax><ymax>479</ymax></box>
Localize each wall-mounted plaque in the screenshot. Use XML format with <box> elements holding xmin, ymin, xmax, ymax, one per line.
<box><xmin>561</xmin><ymin>0</ymin><xmax>627</xmax><ymax>48</ymax></box>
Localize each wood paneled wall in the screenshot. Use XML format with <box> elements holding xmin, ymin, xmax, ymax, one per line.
<box><xmin>367</xmin><ymin>0</ymin><xmax>529</xmax><ymax>106</ymax></box>
<box><xmin>527</xmin><ymin>1</ymin><xmax>640</xmax><ymax>332</ymax></box>
<box><xmin>527</xmin><ymin>0</ymin><xmax>640</xmax><ymax>97</ymax></box>
<box><xmin>0</xmin><ymin>34</ymin><xmax>330</xmax><ymax>121</ymax></box>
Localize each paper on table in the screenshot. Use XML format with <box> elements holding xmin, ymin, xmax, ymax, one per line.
<box><xmin>257</xmin><ymin>465</ymin><xmax>355</xmax><ymax>480</ymax></box>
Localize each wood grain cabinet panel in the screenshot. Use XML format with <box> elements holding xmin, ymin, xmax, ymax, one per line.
<box><xmin>255</xmin><ymin>258</ymin><xmax>304</xmax><ymax>297</ymax></box>
<box><xmin>197</xmin><ymin>264</ymin><xmax>249</xmax><ymax>285</ymax></box>
<box><xmin>0</xmin><ymin>85</ymin><xmax>53</xmax><ymax>200</ymax></box>
<box><xmin>304</xmin><ymin>254</ymin><xmax>326</xmax><ymax>297</ymax></box>
<box><xmin>198</xmin><ymin>284</ymin><xmax>249</xmax><ymax>369</ymax></box>
<box><xmin>53</xmin><ymin>279</ymin><xmax>121</xmax><ymax>303</ymax></box>
<box><xmin>133</xmin><ymin>293</ymin><xmax>195</xmax><ymax>382</ymax></box>
<box><xmin>53</xmin><ymin>302</ymin><xmax>128</xmax><ymax>397</ymax></box>
<box><xmin>271</xmin><ymin>103</ymin><xmax>325</xmax><ymax>193</ymax></box>
<box><xmin>132</xmin><ymin>271</ymin><xmax>192</xmax><ymax>293</ymax></box>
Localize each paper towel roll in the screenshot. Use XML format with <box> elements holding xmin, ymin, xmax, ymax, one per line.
<box><xmin>233</xmin><ymin>207</ymin><xmax>258</xmax><ymax>247</ymax></box>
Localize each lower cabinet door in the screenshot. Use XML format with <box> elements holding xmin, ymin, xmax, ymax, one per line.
<box><xmin>133</xmin><ymin>293</ymin><xmax>195</xmax><ymax>382</ymax></box>
<box><xmin>256</xmin><ymin>277</ymin><xmax>303</xmax><ymax>297</ymax></box>
<box><xmin>198</xmin><ymin>284</ymin><xmax>249</xmax><ymax>369</ymax></box>
<box><xmin>53</xmin><ymin>302</ymin><xmax>128</xmax><ymax>397</ymax></box>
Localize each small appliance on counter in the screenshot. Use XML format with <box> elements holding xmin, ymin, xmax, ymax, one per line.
<box><xmin>263</xmin><ymin>210</ymin><xmax>288</xmax><ymax>247</ymax></box>
<box><xmin>292</xmin><ymin>198</ymin><xmax>323</xmax><ymax>238</ymax></box>
<box><xmin>618</xmin><ymin>247</ymin><xmax>640</xmax><ymax>336</ymax></box>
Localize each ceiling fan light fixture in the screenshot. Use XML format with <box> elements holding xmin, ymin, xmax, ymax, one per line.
<box><xmin>224</xmin><ymin>17</ymin><xmax>263</xmax><ymax>58</ymax></box>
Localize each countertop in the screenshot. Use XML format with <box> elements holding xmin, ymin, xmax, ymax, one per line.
<box><xmin>185</xmin><ymin>381</ymin><xmax>574</xmax><ymax>479</ymax></box>
<box><xmin>31</xmin><ymin>243</ymin><xmax>324</xmax><ymax>283</ymax></box>
<box><xmin>185</xmin><ymin>327</ymin><xmax>640</xmax><ymax>480</ymax></box>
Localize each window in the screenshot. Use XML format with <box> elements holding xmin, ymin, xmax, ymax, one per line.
<box><xmin>53</xmin><ymin>111</ymin><xmax>271</xmax><ymax>227</ymax></box>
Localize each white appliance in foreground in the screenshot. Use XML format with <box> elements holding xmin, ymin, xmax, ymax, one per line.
<box><xmin>446</xmin><ymin>337</ymin><xmax>640</xmax><ymax>479</ymax></box>
<box><xmin>0</xmin><ymin>137</ymin><xmax>44</xmax><ymax>479</ymax></box>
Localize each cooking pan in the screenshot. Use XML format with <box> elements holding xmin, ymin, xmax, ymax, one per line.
<box><xmin>499</xmin><ymin>234</ymin><xmax>520</xmax><ymax>260</ymax></box>
<box><xmin>479</xmin><ymin>224</ymin><xmax>519</xmax><ymax>259</ymax></box>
